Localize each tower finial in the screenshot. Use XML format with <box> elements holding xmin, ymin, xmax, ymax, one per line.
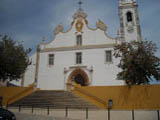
<box><xmin>78</xmin><ymin>0</ymin><xmax>83</xmax><ymax>10</ymax></box>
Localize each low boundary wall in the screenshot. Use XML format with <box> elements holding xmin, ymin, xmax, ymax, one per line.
<box><xmin>74</xmin><ymin>84</ymin><xmax>160</xmax><ymax>109</ymax></box>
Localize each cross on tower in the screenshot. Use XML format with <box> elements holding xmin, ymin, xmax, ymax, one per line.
<box><xmin>78</xmin><ymin>0</ymin><xmax>83</xmax><ymax>10</ymax></box>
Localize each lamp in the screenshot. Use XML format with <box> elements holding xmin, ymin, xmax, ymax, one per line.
<box><xmin>108</xmin><ymin>99</ymin><xmax>113</xmax><ymax>109</ymax></box>
<box><xmin>0</xmin><ymin>96</ymin><xmax>2</xmax><ymax>108</ymax></box>
<box><xmin>108</xmin><ymin>99</ymin><xmax>113</xmax><ymax>120</ymax></box>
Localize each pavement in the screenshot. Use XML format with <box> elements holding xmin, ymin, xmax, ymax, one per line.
<box><xmin>15</xmin><ymin>112</ymin><xmax>82</xmax><ymax>120</ymax></box>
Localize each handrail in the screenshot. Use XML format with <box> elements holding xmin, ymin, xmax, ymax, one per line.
<box><xmin>74</xmin><ymin>86</ymin><xmax>106</xmax><ymax>107</ymax></box>
<box><xmin>7</xmin><ymin>85</ymin><xmax>34</xmax><ymax>106</ymax></box>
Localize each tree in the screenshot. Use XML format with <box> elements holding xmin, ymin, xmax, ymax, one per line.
<box><xmin>0</xmin><ymin>35</ymin><xmax>31</xmax><ymax>82</ymax></box>
<box><xmin>114</xmin><ymin>40</ymin><xmax>160</xmax><ymax>85</ymax></box>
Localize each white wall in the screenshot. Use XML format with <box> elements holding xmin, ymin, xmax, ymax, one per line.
<box><xmin>23</xmin><ymin>53</ymin><xmax>36</xmax><ymax>86</ymax></box>
<box><xmin>24</xmin><ymin>16</ymin><xmax>124</xmax><ymax>90</ymax></box>
<box><xmin>43</xmin><ymin>19</ymin><xmax>115</xmax><ymax>50</ymax></box>
<box><xmin>37</xmin><ymin>47</ymin><xmax>124</xmax><ymax>90</ymax></box>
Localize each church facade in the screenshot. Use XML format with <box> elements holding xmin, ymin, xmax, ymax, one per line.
<box><xmin>22</xmin><ymin>0</ymin><xmax>142</xmax><ymax>90</ymax></box>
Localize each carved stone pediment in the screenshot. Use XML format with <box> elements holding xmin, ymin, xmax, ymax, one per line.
<box><xmin>76</xmin><ymin>18</ymin><xmax>84</xmax><ymax>32</ymax></box>
<box><xmin>96</xmin><ymin>19</ymin><xmax>107</xmax><ymax>31</ymax></box>
<box><xmin>54</xmin><ymin>24</ymin><xmax>64</xmax><ymax>35</ymax></box>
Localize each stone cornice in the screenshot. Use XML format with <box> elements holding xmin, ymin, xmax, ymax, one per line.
<box><xmin>119</xmin><ymin>3</ymin><xmax>138</xmax><ymax>9</ymax></box>
<box><xmin>40</xmin><ymin>44</ymin><xmax>116</xmax><ymax>52</ymax></box>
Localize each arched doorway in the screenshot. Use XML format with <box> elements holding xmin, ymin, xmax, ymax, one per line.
<box><xmin>66</xmin><ymin>69</ymin><xmax>89</xmax><ymax>91</ymax></box>
<box><xmin>74</xmin><ymin>74</ymin><xmax>85</xmax><ymax>86</ymax></box>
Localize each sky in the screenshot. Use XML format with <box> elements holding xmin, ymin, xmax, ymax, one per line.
<box><xmin>0</xmin><ymin>0</ymin><xmax>160</xmax><ymax>55</ymax></box>
<box><xmin>0</xmin><ymin>0</ymin><xmax>160</xmax><ymax>84</ymax></box>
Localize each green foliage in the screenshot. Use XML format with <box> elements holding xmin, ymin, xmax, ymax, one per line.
<box><xmin>114</xmin><ymin>41</ymin><xmax>160</xmax><ymax>85</ymax></box>
<box><xmin>0</xmin><ymin>35</ymin><xmax>31</xmax><ymax>82</ymax></box>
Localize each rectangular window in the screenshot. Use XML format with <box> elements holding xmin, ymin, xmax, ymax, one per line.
<box><xmin>48</xmin><ymin>54</ymin><xmax>54</xmax><ymax>65</ymax></box>
<box><xmin>76</xmin><ymin>52</ymin><xmax>82</xmax><ymax>64</ymax></box>
<box><xmin>105</xmin><ymin>51</ymin><xmax>112</xmax><ymax>62</ymax></box>
<box><xmin>77</xmin><ymin>35</ymin><xmax>82</xmax><ymax>46</ymax></box>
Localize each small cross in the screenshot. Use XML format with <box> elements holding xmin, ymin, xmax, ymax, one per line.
<box><xmin>78</xmin><ymin>0</ymin><xmax>83</xmax><ymax>10</ymax></box>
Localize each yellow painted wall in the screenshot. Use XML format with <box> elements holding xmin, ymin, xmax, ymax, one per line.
<box><xmin>74</xmin><ymin>84</ymin><xmax>160</xmax><ymax>110</ymax></box>
<box><xmin>0</xmin><ymin>84</ymin><xmax>36</xmax><ymax>106</ymax></box>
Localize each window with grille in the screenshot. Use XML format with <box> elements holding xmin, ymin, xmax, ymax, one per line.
<box><xmin>105</xmin><ymin>51</ymin><xmax>112</xmax><ymax>62</ymax></box>
<box><xmin>76</xmin><ymin>52</ymin><xmax>82</xmax><ymax>64</ymax></box>
<box><xmin>76</xmin><ymin>35</ymin><xmax>82</xmax><ymax>46</ymax></box>
<box><xmin>48</xmin><ymin>54</ymin><xmax>54</xmax><ymax>65</ymax></box>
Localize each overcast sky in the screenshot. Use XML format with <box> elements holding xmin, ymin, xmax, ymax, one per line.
<box><xmin>0</xmin><ymin>0</ymin><xmax>160</xmax><ymax>56</ymax></box>
<box><xmin>0</xmin><ymin>0</ymin><xmax>160</xmax><ymax>84</ymax></box>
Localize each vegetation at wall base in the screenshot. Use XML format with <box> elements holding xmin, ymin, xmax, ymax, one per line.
<box><xmin>0</xmin><ymin>35</ymin><xmax>31</xmax><ymax>82</ymax></box>
<box><xmin>114</xmin><ymin>40</ymin><xmax>160</xmax><ymax>85</ymax></box>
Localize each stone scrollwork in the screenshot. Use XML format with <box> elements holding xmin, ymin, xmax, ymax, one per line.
<box><xmin>85</xmin><ymin>19</ymin><xmax>88</xmax><ymax>25</ymax></box>
<box><xmin>71</xmin><ymin>21</ymin><xmax>75</xmax><ymax>26</ymax></box>
<box><xmin>54</xmin><ymin>24</ymin><xmax>64</xmax><ymax>35</ymax></box>
<box><xmin>76</xmin><ymin>18</ymin><xmax>84</xmax><ymax>32</ymax></box>
<box><xmin>96</xmin><ymin>19</ymin><xmax>107</xmax><ymax>31</ymax></box>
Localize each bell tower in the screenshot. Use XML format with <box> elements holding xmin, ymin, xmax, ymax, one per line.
<box><xmin>118</xmin><ymin>0</ymin><xmax>142</xmax><ymax>42</ymax></box>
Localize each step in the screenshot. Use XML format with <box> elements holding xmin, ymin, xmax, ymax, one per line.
<box><xmin>9</xmin><ymin>90</ymin><xmax>98</xmax><ymax>109</ymax></box>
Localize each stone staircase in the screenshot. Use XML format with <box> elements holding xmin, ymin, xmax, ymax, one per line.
<box><xmin>9</xmin><ymin>90</ymin><xmax>98</xmax><ymax>109</ymax></box>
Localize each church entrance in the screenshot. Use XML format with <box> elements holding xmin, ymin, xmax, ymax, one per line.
<box><xmin>66</xmin><ymin>69</ymin><xmax>89</xmax><ymax>91</ymax></box>
<box><xmin>74</xmin><ymin>74</ymin><xmax>85</xmax><ymax>86</ymax></box>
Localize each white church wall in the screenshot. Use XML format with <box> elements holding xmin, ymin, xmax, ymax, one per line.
<box><xmin>38</xmin><ymin>51</ymin><xmax>75</xmax><ymax>90</ymax></box>
<box><xmin>82</xmin><ymin>48</ymin><xmax>124</xmax><ymax>86</ymax></box>
<box><xmin>83</xmin><ymin>28</ymin><xmax>115</xmax><ymax>45</ymax></box>
<box><xmin>35</xmin><ymin>17</ymin><xmax>122</xmax><ymax>90</ymax></box>
<box><xmin>44</xmin><ymin>19</ymin><xmax>115</xmax><ymax>50</ymax></box>
<box><xmin>37</xmin><ymin>47</ymin><xmax>124</xmax><ymax>90</ymax></box>
<box><xmin>23</xmin><ymin>53</ymin><xmax>36</xmax><ymax>86</ymax></box>
<box><xmin>46</xmin><ymin>29</ymin><xmax>75</xmax><ymax>48</ymax></box>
